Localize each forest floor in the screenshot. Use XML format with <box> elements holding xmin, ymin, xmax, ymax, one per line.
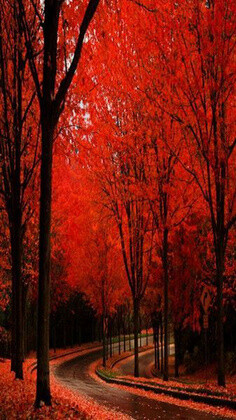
<box><xmin>107</xmin><ymin>349</ymin><xmax>236</xmax><ymax>398</ymax></box>
<box><xmin>150</xmin><ymin>355</ymin><xmax>236</xmax><ymax>397</ymax></box>
<box><xmin>0</xmin><ymin>344</ymin><xmax>128</xmax><ymax>420</ymax></box>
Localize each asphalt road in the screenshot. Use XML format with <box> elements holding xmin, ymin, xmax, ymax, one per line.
<box><xmin>55</xmin><ymin>347</ymin><xmax>227</xmax><ymax>420</ymax></box>
<box><xmin>117</xmin><ymin>348</ymin><xmax>156</xmax><ymax>378</ymax></box>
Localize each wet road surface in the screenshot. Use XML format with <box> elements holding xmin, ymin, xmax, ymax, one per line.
<box><xmin>117</xmin><ymin>348</ymin><xmax>156</xmax><ymax>378</ymax></box>
<box><xmin>55</xmin><ymin>348</ymin><xmax>227</xmax><ymax>420</ymax></box>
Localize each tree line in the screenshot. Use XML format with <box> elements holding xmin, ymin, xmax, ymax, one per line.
<box><xmin>0</xmin><ymin>0</ymin><xmax>235</xmax><ymax>409</ymax></box>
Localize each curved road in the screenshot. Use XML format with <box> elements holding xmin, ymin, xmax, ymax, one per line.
<box><xmin>117</xmin><ymin>348</ymin><xmax>156</xmax><ymax>378</ymax></box>
<box><xmin>55</xmin><ymin>348</ymin><xmax>227</xmax><ymax>420</ymax></box>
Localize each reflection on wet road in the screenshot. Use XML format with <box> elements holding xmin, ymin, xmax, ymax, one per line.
<box><xmin>56</xmin><ymin>348</ymin><xmax>226</xmax><ymax>420</ymax></box>
<box><xmin>117</xmin><ymin>348</ymin><xmax>156</xmax><ymax>378</ymax></box>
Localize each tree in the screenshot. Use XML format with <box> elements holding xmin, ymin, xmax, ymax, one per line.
<box><xmin>51</xmin><ymin>154</ymin><xmax>127</xmax><ymax>366</ymax></box>
<box><xmin>18</xmin><ymin>0</ymin><xmax>100</xmax><ymax>405</ymax></box>
<box><xmin>0</xmin><ymin>0</ymin><xmax>39</xmax><ymax>378</ymax></box>
<box><xmin>156</xmin><ymin>0</ymin><xmax>236</xmax><ymax>386</ymax></box>
<box><xmin>170</xmin><ymin>218</ymin><xmax>203</xmax><ymax>377</ymax></box>
<box><xmin>86</xmin><ymin>105</ymin><xmax>154</xmax><ymax>376</ymax></box>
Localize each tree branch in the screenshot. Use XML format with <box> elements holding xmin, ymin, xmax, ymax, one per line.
<box><xmin>54</xmin><ymin>0</ymin><xmax>100</xmax><ymax>114</ymax></box>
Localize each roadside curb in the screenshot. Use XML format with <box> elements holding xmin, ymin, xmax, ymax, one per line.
<box><xmin>96</xmin><ymin>367</ymin><xmax>236</xmax><ymax>410</ymax></box>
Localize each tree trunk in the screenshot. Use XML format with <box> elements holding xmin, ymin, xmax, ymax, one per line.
<box><xmin>154</xmin><ymin>332</ymin><xmax>157</xmax><ymax>369</ymax></box>
<box><xmin>63</xmin><ymin>315</ymin><xmax>67</xmax><ymax>348</ymax></box>
<box><xmin>10</xmin><ymin>278</ymin><xmax>16</xmax><ymax>373</ymax></box>
<box><xmin>98</xmin><ymin>319</ymin><xmax>101</xmax><ymax>342</ymax></box>
<box><xmin>71</xmin><ymin>315</ymin><xmax>74</xmax><ymax>347</ymax></box>
<box><xmin>133</xmin><ymin>298</ymin><xmax>139</xmax><ymax>377</ymax></box>
<box><xmin>216</xmin><ymin>248</ymin><xmax>225</xmax><ymax>386</ymax></box>
<box><xmin>53</xmin><ymin>324</ymin><xmax>56</xmax><ymax>353</ymax></box>
<box><xmin>157</xmin><ymin>324</ymin><xmax>160</xmax><ymax>371</ymax></box>
<box><xmin>35</xmin><ymin>122</ymin><xmax>54</xmax><ymax>407</ymax></box>
<box><xmin>163</xmin><ymin>227</ymin><xmax>169</xmax><ymax>381</ymax></box>
<box><xmin>10</xmin><ymin>220</ymin><xmax>23</xmax><ymax>379</ymax></box>
<box><xmin>174</xmin><ymin>327</ymin><xmax>180</xmax><ymax>378</ymax></box>
<box><xmin>118</xmin><ymin>321</ymin><xmax>121</xmax><ymax>355</ymax></box>
<box><xmin>129</xmin><ymin>324</ymin><xmax>131</xmax><ymax>351</ymax></box>
<box><xmin>22</xmin><ymin>283</ymin><xmax>28</xmax><ymax>360</ymax></box>
<box><xmin>160</xmin><ymin>315</ymin><xmax>163</xmax><ymax>374</ymax></box>
<box><xmin>110</xmin><ymin>321</ymin><xmax>112</xmax><ymax>358</ymax></box>
<box><xmin>102</xmin><ymin>315</ymin><xmax>107</xmax><ymax>367</ymax></box>
<box><xmin>78</xmin><ymin>324</ymin><xmax>82</xmax><ymax>346</ymax></box>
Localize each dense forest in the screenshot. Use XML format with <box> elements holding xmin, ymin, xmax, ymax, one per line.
<box><xmin>0</xmin><ymin>0</ymin><xmax>235</xmax><ymax>413</ymax></box>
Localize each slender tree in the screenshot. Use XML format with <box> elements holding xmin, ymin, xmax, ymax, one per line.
<box><xmin>0</xmin><ymin>0</ymin><xmax>39</xmax><ymax>379</ymax></box>
<box><xmin>18</xmin><ymin>0</ymin><xmax>100</xmax><ymax>405</ymax></box>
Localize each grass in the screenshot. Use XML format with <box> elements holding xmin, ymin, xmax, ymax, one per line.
<box><xmin>97</xmin><ymin>367</ymin><xmax>119</xmax><ymax>379</ymax></box>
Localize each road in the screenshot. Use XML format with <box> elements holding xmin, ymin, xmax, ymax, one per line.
<box><xmin>117</xmin><ymin>347</ymin><xmax>156</xmax><ymax>378</ymax></box>
<box><xmin>55</xmin><ymin>346</ymin><xmax>227</xmax><ymax>420</ymax></box>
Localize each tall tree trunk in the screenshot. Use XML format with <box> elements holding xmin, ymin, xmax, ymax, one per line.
<box><xmin>22</xmin><ymin>283</ymin><xmax>28</xmax><ymax>360</ymax></box>
<box><xmin>98</xmin><ymin>319</ymin><xmax>101</xmax><ymax>342</ymax></box>
<box><xmin>63</xmin><ymin>315</ymin><xmax>67</xmax><ymax>348</ymax></box>
<box><xmin>216</xmin><ymin>247</ymin><xmax>225</xmax><ymax>386</ymax></box>
<box><xmin>154</xmin><ymin>331</ymin><xmax>157</xmax><ymax>368</ymax></box>
<box><xmin>139</xmin><ymin>315</ymin><xmax>142</xmax><ymax>347</ymax></box>
<box><xmin>10</xmin><ymin>278</ymin><xmax>16</xmax><ymax>373</ymax></box>
<box><xmin>71</xmin><ymin>315</ymin><xmax>74</xmax><ymax>347</ymax></box>
<box><xmin>129</xmin><ymin>324</ymin><xmax>131</xmax><ymax>351</ymax></box>
<box><xmin>133</xmin><ymin>297</ymin><xmax>139</xmax><ymax>377</ymax></box>
<box><xmin>160</xmin><ymin>315</ymin><xmax>163</xmax><ymax>374</ymax></box>
<box><xmin>10</xmin><ymin>221</ymin><xmax>23</xmax><ymax>379</ymax></box>
<box><xmin>157</xmin><ymin>324</ymin><xmax>160</xmax><ymax>370</ymax></box>
<box><xmin>53</xmin><ymin>324</ymin><xmax>56</xmax><ymax>353</ymax></box>
<box><xmin>35</xmin><ymin>122</ymin><xmax>54</xmax><ymax>407</ymax></box>
<box><xmin>102</xmin><ymin>315</ymin><xmax>106</xmax><ymax>367</ymax></box>
<box><xmin>79</xmin><ymin>324</ymin><xmax>82</xmax><ymax>346</ymax></box>
<box><xmin>163</xmin><ymin>227</ymin><xmax>169</xmax><ymax>381</ymax></box>
<box><xmin>174</xmin><ymin>327</ymin><xmax>180</xmax><ymax>378</ymax></box>
<box><xmin>109</xmin><ymin>320</ymin><xmax>112</xmax><ymax>358</ymax></box>
<box><xmin>118</xmin><ymin>320</ymin><xmax>121</xmax><ymax>355</ymax></box>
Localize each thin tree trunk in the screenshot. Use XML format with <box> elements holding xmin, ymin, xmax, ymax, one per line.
<box><xmin>102</xmin><ymin>316</ymin><xmax>106</xmax><ymax>368</ymax></box>
<box><xmin>157</xmin><ymin>324</ymin><xmax>160</xmax><ymax>371</ymax></box>
<box><xmin>216</xmin><ymin>249</ymin><xmax>225</xmax><ymax>386</ymax></box>
<box><xmin>63</xmin><ymin>315</ymin><xmax>66</xmax><ymax>348</ymax></box>
<box><xmin>154</xmin><ymin>332</ymin><xmax>157</xmax><ymax>369</ymax></box>
<box><xmin>78</xmin><ymin>324</ymin><xmax>81</xmax><ymax>346</ymax></box>
<box><xmin>53</xmin><ymin>324</ymin><xmax>56</xmax><ymax>353</ymax></box>
<box><xmin>160</xmin><ymin>315</ymin><xmax>163</xmax><ymax>374</ymax></box>
<box><xmin>118</xmin><ymin>321</ymin><xmax>121</xmax><ymax>355</ymax></box>
<box><xmin>110</xmin><ymin>321</ymin><xmax>112</xmax><ymax>358</ymax></box>
<box><xmin>129</xmin><ymin>324</ymin><xmax>131</xmax><ymax>351</ymax></box>
<box><xmin>10</xmin><ymin>279</ymin><xmax>16</xmax><ymax>373</ymax></box>
<box><xmin>22</xmin><ymin>284</ymin><xmax>28</xmax><ymax>360</ymax></box>
<box><xmin>133</xmin><ymin>298</ymin><xmax>139</xmax><ymax>377</ymax></box>
<box><xmin>10</xmin><ymin>221</ymin><xmax>23</xmax><ymax>379</ymax></box>
<box><xmin>174</xmin><ymin>327</ymin><xmax>180</xmax><ymax>378</ymax></box>
<box><xmin>163</xmin><ymin>227</ymin><xmax>169</xmax><ymax>381</ymax></box>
